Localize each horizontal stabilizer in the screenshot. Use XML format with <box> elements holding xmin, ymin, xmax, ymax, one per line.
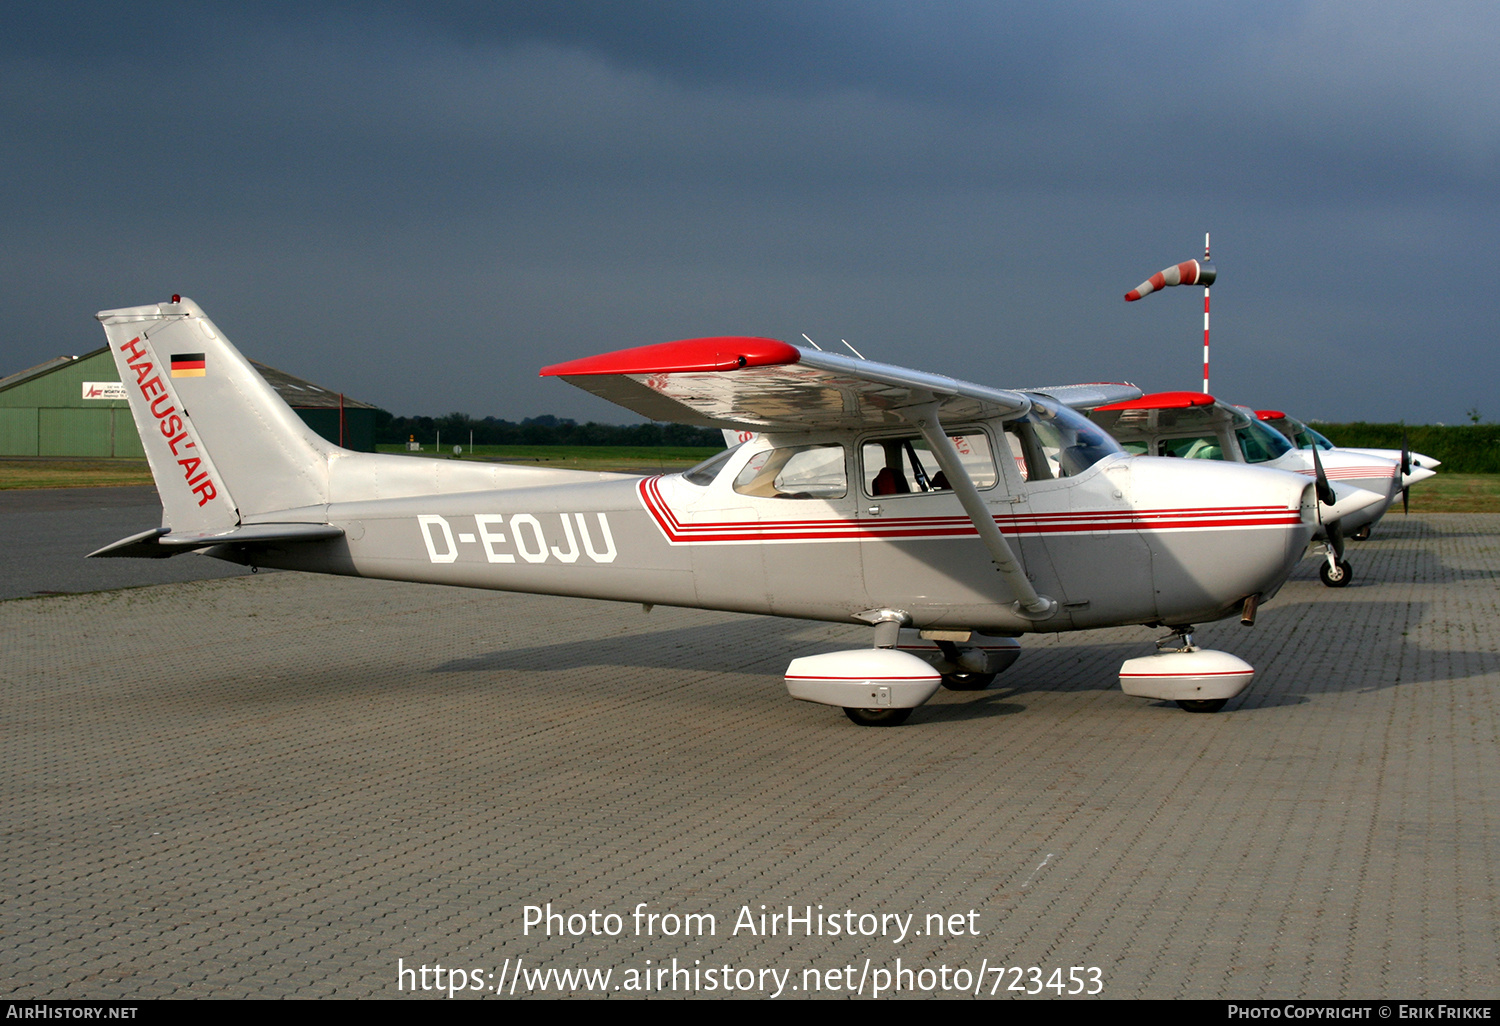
<box><xmin>87</xmin><ymin>527</ymin><xmax>174</xmax><ymax>559</ymax></box>
<box><xmin>89</xmin><ymin>523</ymin><xmax>344</xmax><ymax>559</ymax></box>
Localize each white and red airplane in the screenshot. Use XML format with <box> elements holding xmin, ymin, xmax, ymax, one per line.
<box><xmin>1086</xmin><ymin>392</ymin><xmax>1402</xmax><ymax>587</ymax></box>
<box><xmin>1255</xmin><ymin>410</ymin><xmax>1438</xmax><ymax>530</ymax></box>
<box><xmin>89</xmin><ymin>298</ymin><xmax>1383</xmax><ymax>725</ymax></box>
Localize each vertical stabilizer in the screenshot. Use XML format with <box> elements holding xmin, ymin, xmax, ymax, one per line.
<box><xmin>96</xmin><ymin>298</ymin><xmax>335</xmax><ymax>532</ymax></box>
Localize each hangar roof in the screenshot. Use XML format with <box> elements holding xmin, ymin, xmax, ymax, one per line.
<box><xmin>0</xmin><ymin>346</ymin><xmax>379</xmax><ymax>411</ymax></box>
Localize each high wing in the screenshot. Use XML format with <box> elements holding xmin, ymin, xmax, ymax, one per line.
<box><xmin>540</xmin><ymin>337</ymin><xmax>1040</xmax><ymax>432</ymax></box>
<box><xmin>544</xmin><ymin>335</ymin><xmax>1140</xmax><ymax>621</ymax></box>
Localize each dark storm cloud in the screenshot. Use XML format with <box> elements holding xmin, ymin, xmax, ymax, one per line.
<box><xmin>2</xmin><ymin>2</ymin><xmax>1497</xmax><ymax>423</ymax></box>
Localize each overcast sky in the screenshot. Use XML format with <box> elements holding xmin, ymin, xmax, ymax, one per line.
<box><xmin>3</xmin><ymin>1</ymin><xmax>1496</xmax><ymax>424</ymax></box>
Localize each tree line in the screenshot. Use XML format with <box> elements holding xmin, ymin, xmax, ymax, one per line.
<box><xmin>374</xmin><ymin>411</ymin><xmax>723</xmax><ymax>448</ymax></box>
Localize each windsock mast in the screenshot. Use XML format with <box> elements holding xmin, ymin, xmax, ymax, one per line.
<box><xmin>1202</xmin><ymin>232</ymin><xmax>1211</xmax><ymax>394</ymax></box>
<box><xmin>1124</xmin><ymin>234</ymin><xmax>1217</xmax><ymax>393</ymax></box>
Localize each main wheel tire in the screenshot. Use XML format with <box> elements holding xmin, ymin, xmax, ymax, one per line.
<box><xmin>1352</xmin><ymin>525</ymin><xmax>1371</xmax><ymax>541</ymax></box>
<box><xmin>1176</xmin><ymin>698</ymin><xmax>1227</xmax><ymax>713</ymax></box>
<box><xmin>843</xmin><ymin>706</ymin><xmax>913</xmax><ymax>727</ymax></box>
<box><xmin>940</xmin><ymin>671</ymin><xmax>997</xmax><ymax>691</ymax></box>
<box><xmin>1319</xmin><ymin>559</ymin><xmax>1353</xmax><ymax>587</ymax></box>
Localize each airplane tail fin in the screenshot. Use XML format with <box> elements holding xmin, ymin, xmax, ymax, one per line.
<box><xmin>96</xmin><ymin>297</ymin><xmax>336</xmax><ymax>532</ymax></box>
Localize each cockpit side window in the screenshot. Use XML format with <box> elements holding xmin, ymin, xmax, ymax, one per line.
<box><xmin>1004</xmin><ymin>423</ymin><xmax>1053</xmax><ymax>481</ymax></box>
<box><xmin>732</xmin><ymin>443</ymin><xmax>848</xmax><ymax>499</ymax></box>
<box><xmin>860</xmin><ymin>432</ymin><xmax>996</xmax><ymax>496</ymax></box>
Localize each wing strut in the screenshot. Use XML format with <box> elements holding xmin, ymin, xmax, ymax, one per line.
<box><xmin>902</xmin><ymin>402</ymin><xmax>1058</xmax><ymax>621</ymax></box>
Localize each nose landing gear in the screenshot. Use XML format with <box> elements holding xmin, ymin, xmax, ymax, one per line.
<box><xmin>1319</xmin><ymin>554</ymin><xmax>1353</xmax><ymax>587</ymax></box>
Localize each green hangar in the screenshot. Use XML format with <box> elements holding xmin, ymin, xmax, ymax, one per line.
<box><xmin>0</xmin><ymin>346</ymin><xmax>381</xmax><ymax>455</ymax></box>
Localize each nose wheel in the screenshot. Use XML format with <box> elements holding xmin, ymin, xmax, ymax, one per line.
<box><xmin>1319</xmin><ymin>558</ymin><xmax>1353</xmax><ymax>587</ymax></box>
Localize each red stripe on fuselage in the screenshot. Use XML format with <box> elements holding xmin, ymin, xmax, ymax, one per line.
<box><xmin>637</xmin><ymin>477</ymin><xmax>1301</xmax><ymax>545</ymax></box>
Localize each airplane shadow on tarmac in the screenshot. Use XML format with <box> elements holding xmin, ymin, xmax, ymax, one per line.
<box><xmin>431</xmin><ymin>593</ymin><xmax>1492</xmax><ymax>720</ymax></box>
<box><xmin>1352</xmin><ymin>514</ymin><xmax>1493</xmax><ymax>541</ymax></box>
<box><xmin>1283</xmin><ymin>551</ymin><xmax>1498</xmax><ymax>587</ymax></box>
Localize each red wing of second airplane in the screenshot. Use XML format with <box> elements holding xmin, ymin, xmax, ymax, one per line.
<box><xmin>90</xmin><ymin>299</ymin><xmax>1384</xmax><ymax>725</ymax></box>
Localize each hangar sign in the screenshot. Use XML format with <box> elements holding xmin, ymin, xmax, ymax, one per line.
<box><xmin>82</xmin><ymin>382</ymin><xmax>127</xmax><ymax>400</ymax></box>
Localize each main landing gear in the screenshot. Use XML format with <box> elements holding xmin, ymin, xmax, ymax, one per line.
<box><xmin>940</xmin><ymin>671</ymin><xmax>998</xmax><ymax>691</ymax></box>
<box><xmin>1117</xmin><ymin>626</ymin><xmax>1255</xmax><ymax>713</ymax></box>
<box><xmin>784</xmin><ymin>615</ymin><xmax>1021</xmax><ymax>726</ymax></box>
<box><xmin>843</xmin><ymin>707</ymin><xmax>913</xmax><ymax>727</ymax></box>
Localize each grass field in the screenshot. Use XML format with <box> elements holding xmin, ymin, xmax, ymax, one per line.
<box><xmin>0</xmin><ymin>459</ymin><xmax>156</xmax><ymax>490</ymax></box>
<box><xmin>4</xmin><ymin>456</ymin><xmax>1499</xmax><ymax>512</ymax></box>
<box><xmin>1397</xmin><ymin>472</ymin><xmax>1500</xmax><ymax>513</ymax></box>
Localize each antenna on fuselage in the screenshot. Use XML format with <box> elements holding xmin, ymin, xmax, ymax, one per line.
<box><xmin>840</xmin><ymin>338</ymin><xmax>867</xmax><ymax>360</ymax></box>
<box><xmin>800</xmin><ymin>333</ymin><xmax>825</xmax><ymax>351</ymax></box>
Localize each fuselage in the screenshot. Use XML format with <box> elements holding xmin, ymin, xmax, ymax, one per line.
<box><xmin>1257</xmin><ymin>413</ymin><xmax>1439</xmax><ymax>491</ymax></box>
<box><xmin>229</xmin><ymin>421</ymin><xmax>1319</xmax><ymax>635</ymax></box>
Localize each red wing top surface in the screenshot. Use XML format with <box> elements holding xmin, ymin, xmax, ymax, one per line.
<box><xmin>542</xmin><ymin>337</ymin><xmax>1038</xmax><ymax>431</ymax></box>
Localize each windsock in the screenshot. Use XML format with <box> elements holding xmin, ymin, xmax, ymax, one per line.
<box><xmin>1124</xmin><ymin>259</ymin><xmax>1216</xmax><ymax>301</ymax></box>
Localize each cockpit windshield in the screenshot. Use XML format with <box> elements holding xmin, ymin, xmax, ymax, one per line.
<box><xmin>1287</xmin><ymin>417</ymin><xmax>1335</xmax><ymax>451</ymax></box>
<box><xmin>1235</xmin><ymin>418</ymin><xmax>1294</xmax><ymax>463</ymax></box>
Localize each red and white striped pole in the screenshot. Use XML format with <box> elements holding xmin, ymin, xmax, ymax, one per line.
<box><xmin>1202</xmin><ymin>233</ymin><xmax>1211</xmax><ymax>394</ymax></box>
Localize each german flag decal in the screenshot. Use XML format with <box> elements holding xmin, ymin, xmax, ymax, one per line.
<box><xmin>170</xmin><ymin>353</ymin><xmax>206</xmax><ymax>378</ymax></box>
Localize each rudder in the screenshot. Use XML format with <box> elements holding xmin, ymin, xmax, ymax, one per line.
<box><xmin>97</xmin><ymin>297</ymin><xmax>335</xmax><ymax>532</ymax></box>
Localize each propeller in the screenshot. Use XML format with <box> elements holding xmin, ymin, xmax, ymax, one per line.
<box><xmin>1311</xmin><ymin>444</ymin><xmax>1346</xmax><ymax>560</ymax></box>
<box><xmin>1401</xmin><ymin>429</ymin><xmax>1411</xmax><ymax>514</ymax></box>
<box><xmin>1311</xmin><ymin>442</ymin><xmax>1336</xmax><ymax>506</ymax></box>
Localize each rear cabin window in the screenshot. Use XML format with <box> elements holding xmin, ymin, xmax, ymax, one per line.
<box><xmin>1161</xmin><ymin>434</ymin><xmax>1227</xmax><ymax>460</ymax></box>
<box><xmin>732</xmin><ymin>444</ymin><xmax>848</xmax><ymax>499</ymax></box>
<box><xmin>683</xmin><ymin>445</ymin><xmax>740</xmax><ymax>486</ymax></box>
<box><xmin>861</xmin><ymin>433</ymin><xmax>996</xmax><ymax>496</ymax></box>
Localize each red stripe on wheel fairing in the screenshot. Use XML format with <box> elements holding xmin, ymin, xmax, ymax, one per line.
<box><xmin>1119</xmin><ymin>670</ymin><xmax>1254</xmax><ymax>679</ymax></box>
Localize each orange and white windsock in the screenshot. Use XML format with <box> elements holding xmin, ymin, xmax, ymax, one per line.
<box><xmin>1124</xmin><ymin>259</ymin><xmax>1217</xmax><ymax>301</ymax></box>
